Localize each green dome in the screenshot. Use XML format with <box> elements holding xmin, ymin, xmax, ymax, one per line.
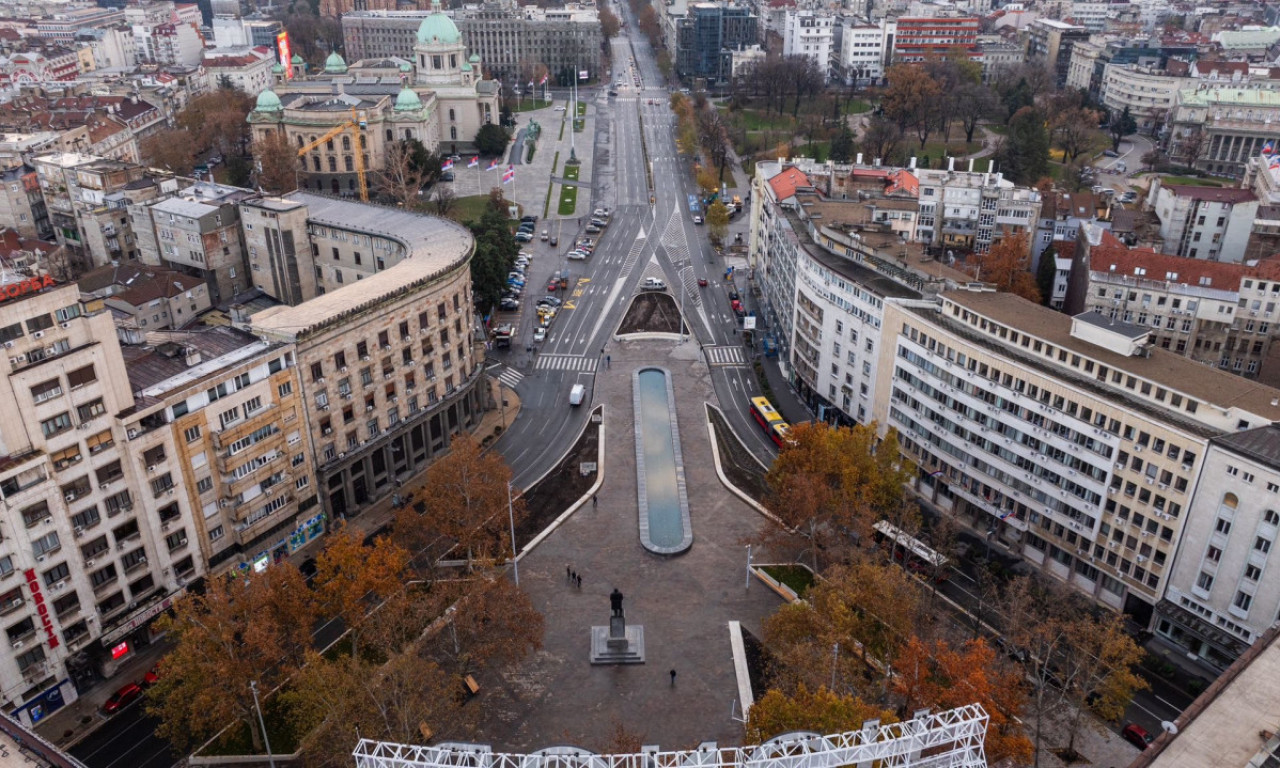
<box><xmin>399</xmin><ymin>61</ymin><xmax>413</xmax><ymax>72</ymax></box>
<box><xmin>291</xmin><ymin>54</ymin><xmax>304</xmax><ymax>65</ymax></box>
<box><xmin>271</xmin><ymin>62</ymin><xmax>284</xmax><ymax>73</ymax></box>
<box><xmin>416</xmin><ymin>12</ymin><xmax>461</xmax><ymax>45</ymax></box>
<box><xmin>394</xmin><ymin>87</ymin><xmax>423</xmax><ymax>112</ymax></box>
<box><xmin>254</xmin><ymin>88</ymin><xmax>282</xmax><ymax>112</ymax></box>
<box><xmin>324</xmin><ymin>51</ymin><xmax>347</xmax><ymax>74</ymax></box>
<box><xmin>460</xmin><ymin>62</ymin><xmax>472</xmax><ymax>72</ymax></box>
<box><xmin>468</xmin><ymin>53</ymin><xmax>480</xmax><ymax>62</ymax></box>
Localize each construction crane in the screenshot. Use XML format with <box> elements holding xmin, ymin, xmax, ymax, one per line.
<box><xmin>297</xmin><ymin>108</ymin><xmax>370</xmax><ymax>202</ymax></box>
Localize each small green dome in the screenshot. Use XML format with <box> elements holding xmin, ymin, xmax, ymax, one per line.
<box><xmin>469</xmin><ymin>53</ymin><xmax>480</xmax><ymax>62</ymax></box>
<box><xmin>271</xmin><ymin>62</ymin><xmax>284</xmax><ymax>73</ymax></box>
<box><xmin>394</xmin><ymin>87</ymin><xmax>423</xmax><ymax>111</ymax></box>
<box><xmin>416</xmin><ymin>12</ymin><xmax>461</xmax><ymax>45</ymax></box>
<box><xmin>399</xmin><ymin>61</ymin><xmax>413</xmax><ymax>72</ymax></box>
<box><xmin>460</xmin><ymin>62</ymin><xmax>472</xmax><ymax>72</ymax></box>
<box><xmin>254</xmin><ymin>88</ymin><xmax>282</xmax><ymax>112</ymax></box>
<box><xmin>291</xmin><ymin>54</ymin><xmax>304</xmax><ymax>65</ymax></box>
<box><xmin>324</xmin><ymin>51</ymin><xmax>347</xmax><ymax>74</ymax></box>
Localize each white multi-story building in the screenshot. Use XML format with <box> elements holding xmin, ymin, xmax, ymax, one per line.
<box><xmin>201</xmin><ymin>47</ymin><xmax>275</xmax><ymax>96</ymax></box>
<box><xmin>914</xmin><ymin>163</ymin><xmax>1042</xmax><ymax>255</ymax></box>
<box><xmin>782</xmin><ymin>10</ymin><xmax>836</xmax><ymax>80</ymax></box>
<box><xmin>836</xmin><ymin>22</ymin><xmax>889</xmax><ymax>85</ymax></box>
<box><xmin>1067</xmin><ymin>1</ymin><xmax>1109</xmax><ymax>31</ymax></box>
<box><xmin>1101</xmin><ymin>64</ymin><xmax>1184</xmax><ymax>134</ymax></box>
<box><xmin>1150</xmin><ymin>182</ymin><xmax>1258</xmax><ymax>262</ymax></box>
<box><xmin>873</xmin><ymin>278</ymin><xmax>1280</xmax><ymax>620</ymax></box>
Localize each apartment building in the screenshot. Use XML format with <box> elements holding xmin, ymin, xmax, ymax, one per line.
<box><xmin>0</xmin><ymin>276</ymin><xmax>204</xmax><ymax>723</ymax></box>
<box><xmin>873</xmin><ymin>282</ymin><xmax>1280</xmax><ymax>621</ymax></box>
<box><xmin>32</xmin><ymin>154</ymin><xmax>145</xmax><ymax>273</ymax></box>
<box><xmin>1150</xmin><ymin>183</ymin><xmax>1258</xmax><ymax>262</ymax></box>
<box><xmin>782</xmin><ymin>10</ymin><xmax>835</xmax><ymax>80</ymax></box>
<box><xmin>248</xmin><ymin>199</ymin><xmax>484</xmax><ymax>519</ymax></box>
<box><xmin>0</xmin><ymin>167</ymin><xmax>50</xmax><ymax>241</ymax></box>
<box><xmin>122</xmin><ymin>328</ymin><xmax>319</xmax><ymax>577</ymax></box>
<box><xmin>914</xmin><ymin>164</ymin><xmax>1042</xmax><ymax>256</ymax></box>
<box><xmin>201</xmin><ymin>47</ymin><xmax>275</xmax><ymax>96</ymax></box>
<box><xmin>1033</xmin><ymin>191</ymin><xmax>1106</xmax><ymax>265</ymax></box>
<box><xmin>1026</xmin><ymin>19</ymin><xmax>1089</xmax><ymax>88</ymax></box>
<box><xmin>835</xmin><ymin>22</ymin><xmax>888</xmax><ymax>86</ymax></box>
<box><xmin>1101</xmin><ymin>64</ymin><xmax>1183</xmax><ymax>134</ymax></box>
<box><xmin>892</xmin><ymin>17</ymin><xmax>979</xmax><ymax>63</ymax></box>
<box><xmin>1160</xmin><ymin>424</ymin><xmax>1280</xmax><ymax>671</ymax></box>
<box><xmin>131</xmin><ymin>183</ymin><xmax>254</xmax><ymax>305</ymax></box>
<box><xmin>672</xmin><ymin>3</ymin><xmax>758</xmax><ymax>84</ymax></box>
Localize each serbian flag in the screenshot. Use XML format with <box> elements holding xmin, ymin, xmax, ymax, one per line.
<box><xmin>486</xmin><ymin>158</ymin><xmax>500</xmax><ymax>171</ymax></box>
<box><xmin>539</xmin><ymin>74</ymin><xmax>548</xmax><ymax>85</ymax></box>
<box><xmin>1270</xmin><ymin>155</ymin><xmax>1280</xmax><ymax>169</ymax></box>
<box><xmin>467</xmin><ymin>156</ymin><xmax>479</xmax><ymax>168</ymax></box>
<box><xmin>502</xmin><ymin>165</ymin><xmax>515</xmax><ymax>184</ymax></box>
<box><xmin>441</xmin><ymin>159</ymin><xmax>454</xmax><ymax>172</ymax></box>
<box><xmin>1265</xmin><ymin>141</ymin><xmax>1276</xmax><ymax>156</ymax></box>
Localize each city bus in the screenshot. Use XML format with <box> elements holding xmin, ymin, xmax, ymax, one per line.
<box><xmin>748</xmin><ymin>396</ymin><xmax>792</xmax><ymax>447</ymax></box>
<box><xmin>873</xmin><ymin>520</ymin><xmax>949</xmax><ymax>581</ymax></box>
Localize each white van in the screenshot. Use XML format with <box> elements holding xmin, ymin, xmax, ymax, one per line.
<box><xmin>569</xmin><ymin>384</ymin><xmax>586</xmax><ymax>406</ymax></box>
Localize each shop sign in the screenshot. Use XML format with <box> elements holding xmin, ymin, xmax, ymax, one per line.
<box><xmin>22</xmin><ymin>569</ymin><xmax>59</xmax><ymax>649</ymax></box>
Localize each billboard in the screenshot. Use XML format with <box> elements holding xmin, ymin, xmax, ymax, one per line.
<box><xmin>277</xmin><ymin>30</ymin><xmax>294</xmax><ymax>80</ymax></box>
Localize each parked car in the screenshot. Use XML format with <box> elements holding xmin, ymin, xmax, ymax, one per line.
<box><xmin>440</xmin><ymin>171</ymin><xmax>455</xmax><ymax>182</ymax></box>
<box><xmin>1102</xmin><ymin>149</ymin><xmax>1120</xmax><ymax>158</ymax></box>
<box><xmin>499</xmin><ymin>298</ymin><xmax>520</xmax><ymax>311</ymax></box>
<box><xmin>1119</xmin><ymin>191</ymin><xmax>1138</xmax><ymax>203</ymax></box>
<box><xmin>533</xmin><ymin>327</ymin><xmax>547</xmax><ymax>342</ymax></box>
<box><xmin>585</xmin><ymin>225</ymin><xmax>601</xmax><ymax>234</ymax></box>
<box><xmin>1121</xmin><ymin>723</ymin><xmax>1153</xmax><ymax>751</ymax></box>
<box><xmin>549</xmin><ymin>236</ymin><xmax>558</xmax><ymax>247</ymax></box>
<box><xmin>641</xmin><ymin>277</ymin><xmax>666</xmax><ymax>291</ymax></box>
<box><xmin>567</xmin><ymin>250</ymin><xmax>587</xmax><ymax>260</ymax></box>
<box><xmin>589</xmin><ymin>218</ymin><xmax>608</xmax><ymax>228</ymax></box>
<box><xmin>102</xmin><ymin>683</ymin><xmax>144</xmax><ymax>715</ymax></box>
<box><xmin>142</xmin><ymin>665</ymin><xmax>162</xmax><ymax>687</ymax></box>
<box><xmin>727</xmin><ymin>289</ymin><xmax>739</xmax><ymax>301</ymax></box>
<box><xmin>516</xmin><ymin>232</ymin><xmax>533</xmax><ymax>242</ymax></box>
<box><xmin>521</xmin><ymin>215</ymin><xmax>538</xmax><ymax>223</ymax></box>
<box><xmin>692</xmin><ymin>215</ymin><xmax>704</xmax><ymax>224</ymax></box>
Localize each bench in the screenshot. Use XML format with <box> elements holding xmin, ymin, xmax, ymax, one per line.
<box><xmin>463</xmin><ymin>675</ymin><xmax>480</xmax><ymax>696</ymax></box>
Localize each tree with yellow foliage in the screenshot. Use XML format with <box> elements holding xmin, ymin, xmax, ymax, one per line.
<box><xmin>746</xmin><ymin>684</ymin><xmax>896</xmax><ymax>744</ymax></box>
<box><xmin>974</xmin><ymin>231</ymin><xmax>1041</xmax><ymax>303</ymax></box>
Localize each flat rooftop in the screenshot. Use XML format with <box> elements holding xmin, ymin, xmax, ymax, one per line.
<box><xmin>940</xmin><ymin>290</ymin><xmax>1280</xmax><ymax>425</ymax></box>
<box><xmin>123</xmin><ymin>326</ymin><xmax>267</xmax><ymax>392</ymax></box>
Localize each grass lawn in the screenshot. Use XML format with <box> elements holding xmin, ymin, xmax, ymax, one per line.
<box><xmin>576</xmin><ymin>101</ymin><xmax>587</xmax><ymax>117</ymax></box>
<box><xmin>984</xmin><ymin>123</ymin><xmax>1008</xmax><ymax>135</ymax></box>
<box><xmin>913</xmin><ymin>139</ymin><xmax>983</xmax><ymax>163</ymax></box>
<box><xmin>762</xmin><ymin>564</ymin><xmax>816</xmax><ymax>596</ymax></box>
<box><xmin>557</xmin><ymin>164</ymin><xmax>579</xmax><ymax>215</ymax></box>
<box><xmin>449</xmin><ymin>194</ymin><xmax>495</xmax><ymax>225</ymax></box>
<box><xmin>845</xmin><ymin>99</ymin><xmax>873</xmax><ymax>115</ymax></box>
<box><xmin>720</xmin><ymin>107</ymin><xmax>797</xmax><ymax>132</ymax></box>
<box><xmin>512</xmin><ymin>98</ymin><xmax>551</xmax><ymax>112</ymax></box>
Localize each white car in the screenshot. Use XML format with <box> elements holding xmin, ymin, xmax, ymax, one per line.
<box><xmin>567</xmin><ymin>250</ymin><xmax>587</xmax><ymax>260</ymax></box>
<box><xmin>554</xmin><ymin>105</ymin><xmax>567</xmax><ymax>111</ymax></box>
<box><xmin>641</xmin><ymin>277</ymin><xmax>666</xmax><ymax>291</ymax></box>
<box><xmin>533</xmin><ymin>327</ymin><xmax>546</xmax><ymax>342</ymax></box>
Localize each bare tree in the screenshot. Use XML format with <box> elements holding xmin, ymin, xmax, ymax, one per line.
<box><xmin>432</xmin><ymin>184</ymin><xmax>457</xmax><ymax>216</ymax></box>
<box><xmin>253</xmin><ymin>130</ymin><xmax>300</xmax><ymax>195</ymax></box>
<box><xmin>377</xmin><ymin>140</ymin><xmax>429</xmax><ymax>208</ymax></box>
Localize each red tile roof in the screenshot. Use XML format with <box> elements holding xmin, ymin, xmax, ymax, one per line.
<box><xmin>1088</xmin><ymin>230</ymin><xmax>1246</xmax><ymax>290</ymax></box>
<box><xmin>1164</xmin><ymin>185</ymin><xmax>1256</xmax><ymax>204</ymax></box>
<box><xmin>768</xmin><ymin>167</ymin><xmax>811</xmax><ymax>201</ymax></box>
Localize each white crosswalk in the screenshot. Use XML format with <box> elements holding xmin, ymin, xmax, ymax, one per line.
<box><xmin>535</xmin><ymin>354</ymin><xmax>599</xmax><ymax>372</ymax></box>
<box><xmin>488</xmin><ymin>364</ymin><xmax>524</xmax><ymax>389</ymax></box>
<box><xmin>705</xmin><ymin>345</ymin><xmax>746</xmax><ymax>367</ymax></box>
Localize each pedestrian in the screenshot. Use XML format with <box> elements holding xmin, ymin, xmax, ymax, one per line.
<box><xmin>566</xmin><ymin>565</ymin><xmax>572</xmax><ymax>581</ymax></box>
<box><xmin>576</xmin><ymin>574</ymin><xmax>582</xmax><ymax>589</ymax></box>
<box><xmin>593</xmin><ymin>494</ymin><xmax>598</xmax><ymax>508</ymax></box>
<box><xmin>669</xmin><ymin>669</ymin><xmax>677</xmax><ymax>687</ymax></box>
<box><xmin>606</xmin><ymin>354</ymin><xmax>611</xmax><ymax>368</ymax></box>
<box><xmin>571</xmin><ymin>569</ymin><xmax>577</xmax><ymax>584</ymax></box>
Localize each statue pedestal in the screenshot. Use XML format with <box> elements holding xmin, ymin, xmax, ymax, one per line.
<box><xmin>590</xmin><ymin>620</ymin><xmax>645</xmax><ymax>665</ymax></box>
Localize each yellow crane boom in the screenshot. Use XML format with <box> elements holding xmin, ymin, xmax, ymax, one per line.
<box><xmin>296</xmin><ymin>108</ymin><xmax>369</xmax><ymax>202</ymax></box>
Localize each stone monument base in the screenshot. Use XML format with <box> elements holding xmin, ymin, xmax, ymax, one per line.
<box><xmin>590</xmin><ymin>625</ymin><xmax>646</xmax><ymax>664</ymax></box>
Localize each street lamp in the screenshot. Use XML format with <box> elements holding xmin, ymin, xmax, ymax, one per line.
<box><xmin>507</xmin><ymin>481</ymin><xmax>520</xmax><ymax>586</ymax></box>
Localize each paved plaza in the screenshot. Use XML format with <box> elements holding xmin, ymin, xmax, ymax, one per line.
<box><xmin>462</xmin><ymin>337</ymin><xmax>785</xmax><ymax>752</ymax></box>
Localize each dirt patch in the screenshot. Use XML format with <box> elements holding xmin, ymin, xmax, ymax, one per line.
<box><xmin>708</xmin><ymin>405</ymin><xmax>769</xmax><ymax>502</ymax></box>
<box><xmin>741</xmin><ymin>627</ymin><xmax>775</xmax><ymax>699</ymax></box>
<box><xmin>617</xmin><ymin>291</ymin><xmax>686</xmax><ymax>335</ymax></box>
<box><xmin>515</xmin><ymin>406</ymin><xmax>601</xmax><ymax>549</ymax></box>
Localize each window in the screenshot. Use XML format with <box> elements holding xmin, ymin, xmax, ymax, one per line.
<box><xmin>40</xmin><ymin>412</ymin><xmax>71</xmax><ymax>437</ymax></box>
<box><xmin>184</xmin><ymin>425</ymin><xmax>202</xmax><ymax>443</ymax></box>
<box><xmin>278</xmin><ymin>382</ymin><xmax>292</xmax><ymax>398</ymax></box>
<box><xmin>1245</xmin><ymin>564</ymin><xmax>1262</xmax><ymax>581</ymax></box>
<box><xmin>219</xmin><ymin>406</ymin><xmax>241</xmax><ymax>430</ymax></box>
<box><xmin>1234</xmin><ymin>591</ymin><xmax>1253</xmax><ymax>612</ymax></box>
<box><xmin>209</xmin><ymin>525</ymin><xmax>224</xmax><ymax>541</ymax></box>
<box><xmin>40</xmin><ymin>563</ymin><xmax>67</xmax><ymax>588</ymax></box>
<box><xmin>21</xmin><ymin>502</ymin><xmax>49</xmax><ymax>528</ymax></box>
<box><xmin>30</xmin><ymin>379</ymin><xmax>62</xmax><ymax>403</ymax></box>
<box><xmin>75</xmin><ymin>399</ymin><xmax>105</xmax><ymax>422</ymax></box>
<box><xmin>71</xmin><ymin>507</ymin><xmax>99</xmax><ymax>530</ymax></box>
<box><xmin>31</xmin><ymin>531</ymin><xmax>60</xmax><ymax>557</ymax></box>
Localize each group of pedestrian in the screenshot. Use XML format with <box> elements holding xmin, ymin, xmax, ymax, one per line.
<box><xmin>565</xmin><ymin>564</ymin><xmax>582</xmax><ymax>589</ymax></box>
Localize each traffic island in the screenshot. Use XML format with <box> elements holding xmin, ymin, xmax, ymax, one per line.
<box><xmin>616</xmin><ymin>292</ymin><xmax>685</xmax><ymax>338</ymax></box>
<box><xmin>557</xmin><ymin>165</ymin><xmax>579</xmax><ymax>216</ymax></box>
<box><xmin>705</xmin><ymin>405</ymin><xmax>767</xmax><ymax>502</ymax></box>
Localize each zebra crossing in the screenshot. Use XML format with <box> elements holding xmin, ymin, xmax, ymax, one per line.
<box><xmin>705</xmin><ymin>345</ymin><xmax>746</xmax><ymax>367</ymax></box>
<box><xmin>535</xmin><ymin>354</ymin><xmax>599</xmax><ymax>373</ymax></box>
<box><xmin>488</xmin><ymin>364</ymin><xmax>525</xmax><ymax>389</ymax></box>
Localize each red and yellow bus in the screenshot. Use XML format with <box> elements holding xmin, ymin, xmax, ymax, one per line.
<box><xmin>748</xmin><ymin>396</ymin><xmax>792</xmax><ymax>447</ymax></box>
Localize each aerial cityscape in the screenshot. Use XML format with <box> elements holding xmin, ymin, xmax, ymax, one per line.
<box><xmin>0</xmin><ymin>0</ymin><xmax>1274</xmax><ymax>764</ymax></box>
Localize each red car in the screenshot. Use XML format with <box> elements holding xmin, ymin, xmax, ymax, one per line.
<box><xmin>1122</xmin><ymin>723</ymin><xmax>1153</xmax><ymax>750</ymax></box>
<box><xmin>142</xmin><ymin>664</ymin><xmax>162</xmax><ymax>687</ymax></box>
<box><xmin>101</xmin><ymin>682</ymin><xmax>143</xmax><ymax>715</ymax></box>
<box><xmin>697</xmin><ymin>278</ymin><xmax>708</xmax><ymax>287</ymax></box>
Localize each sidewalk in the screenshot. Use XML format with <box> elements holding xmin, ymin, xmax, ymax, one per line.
<box><xmin>33</xmin><ymin>379</ymin><xmax>522</xmax><ymax>751</ymax></box>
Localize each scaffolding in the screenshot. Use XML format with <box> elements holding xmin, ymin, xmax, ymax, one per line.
<box><xmin>353</xmin><ymin>704</ymin><xmax>989</xmax><ymax>768</ymax></box>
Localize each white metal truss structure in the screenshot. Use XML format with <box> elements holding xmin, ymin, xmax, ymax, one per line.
<box><xmin>353</xmin><ymin>704</ymin><xmax>989</xmax><ymax>768</ymax></box>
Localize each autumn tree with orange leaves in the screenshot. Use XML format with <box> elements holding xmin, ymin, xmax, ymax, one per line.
<box><xmin>762</xmin><ymin>421</ymin><xmax>914</xmax><ymax>570</ymax></box>
<box><xmin>313</xmin><ymin>523</ymin><xmax>410</xmax><ymax>659</ymax></box>
<box><xmin>747</xmin><ymin>684</ymin><xmax>897</xmax><ymax>743</ymax></box>
<box><xmin>891</xmin><ymin>636</ymin><xmax>1033</xmax><ymax>765</ymax></box>
<box><xmin>974</xmin><ymin>231</ymin><xmax>1041</xmax><ymax>303</ymax></box>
